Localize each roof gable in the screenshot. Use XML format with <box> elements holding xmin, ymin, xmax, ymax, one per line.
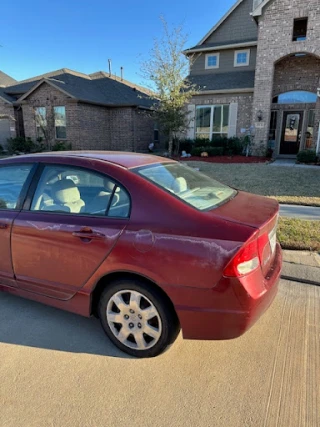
<box><xmin>199</xmin><ymin>0</ymin><xmax>257</xmax><ymax>46</ymax></box>
<box><xmin>5</xmin><ymin>70</ymin><xmax>155</xmax><ymax>109</ymax></box>
<box><xmin>16</xmin><ymin>79</ymin><xmax>76</xmax><ymax>102</ymax></box>
<box><xmin>0</xmin><ymin>71</ymin><xmax>17</xmax><ymax>87</ymax></box>
<box><xmin>252</xmin><ymin>0</ymin><xmax>273</xmax><ymax>17</ymax></box>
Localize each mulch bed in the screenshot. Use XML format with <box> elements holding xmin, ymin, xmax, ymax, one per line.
<box><xmin>176</xmin><ymin>156</ymin><xmax>270</xmax><ymax>164</ymax></box>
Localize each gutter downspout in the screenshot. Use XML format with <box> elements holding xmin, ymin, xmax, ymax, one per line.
<box><xmin>316</xmin><ymin>121</ymin><xmax>320</xmax><ymax>154</ymax></box>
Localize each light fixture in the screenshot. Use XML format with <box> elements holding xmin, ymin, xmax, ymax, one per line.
<box><xmin>257</xmin><ymin>110</ymin><xmax>263</xmax><ymax>121</ymax></box>
<box><xmin>317</xmin><ymin>88</ymin><xmax>320</xmax><ymax>97</ymax></box>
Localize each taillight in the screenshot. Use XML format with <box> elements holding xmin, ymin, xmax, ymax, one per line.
<box><xmin>224</xmin><ymin>232</ymin><xmax>270</xmax><ymax>278</ymax></box>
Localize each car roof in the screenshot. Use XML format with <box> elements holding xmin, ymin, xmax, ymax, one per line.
<box><xmin>4</xmin><ymin>151</ymin><xmax>174</xmax><ymax>169</ymax></box>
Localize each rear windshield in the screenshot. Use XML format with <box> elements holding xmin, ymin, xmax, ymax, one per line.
<box><xmin>134</xmin><ymin>162</ymin><xmax>236</xmax><ymax>211</ymax></box>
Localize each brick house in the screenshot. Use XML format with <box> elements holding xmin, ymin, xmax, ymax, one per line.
<box><xmin>184</xmin><ymin>0</ymin><xmax>320</xmax><ymax>157</ymax></box>
<box><xmin>0</xmin><ymin>69</ymin><xmax>159</xmax><ymax>152</ymax></box>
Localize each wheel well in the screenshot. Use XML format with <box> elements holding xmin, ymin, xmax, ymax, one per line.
<box><xmin>90</xmin><ymin>272</ymin><xmax>179</xmax><ymax>322</ymax></box>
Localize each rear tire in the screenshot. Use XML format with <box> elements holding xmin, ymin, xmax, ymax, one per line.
<box><xmin>98</xmin><ymin>279</ymin><xmax>180</xmax><ymax>358</ymax></box>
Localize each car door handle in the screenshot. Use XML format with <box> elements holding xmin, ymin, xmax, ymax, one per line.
<box><xmin>0</xmin><ymin>223</ymin><xmax>8</xmax><ymax>230</ymax></box>
<box><xmin>72</xmin><ymin>229</ymin><xmax>105</xmax><ymax>240</ymax></box>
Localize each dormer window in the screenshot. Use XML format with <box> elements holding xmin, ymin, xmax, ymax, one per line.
<box><xmin>293</xmin><ymin>18</ymin><xmax>308</xmax><ymax>42</ymax></box>
<box><xmin>234</xmin><ymin>49</ymin><xmax>250</xmax><ymax>67</ymax></box>
<box><xmin>205</xmin><ymin>53</ymin><xmax>220</xmax><ymax>69</ymax></box>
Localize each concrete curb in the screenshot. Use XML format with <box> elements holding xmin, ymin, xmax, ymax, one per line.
<box><xmin>281</xmin><ymin>275</ymin><xmax>320</xmax><ymax>287</ymax></box>
<box><xmin>281</xmin><ymin>250</ymin><xmax>320</xmax><ymax>286</ymax></box>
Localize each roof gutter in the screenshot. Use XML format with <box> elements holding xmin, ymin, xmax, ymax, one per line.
<box><xmin>193</xmin><ymin>88</ymin><xmax>254</xmax><ymax>95</ymax></box>
<box><xmin>0</xmin><ymin>95</ymin><xmax>13</xmax><ymax>104</ymax></box>
<box><xmin>13</xmin><ymin>97</ymin><xmax>154</xmax><ymax>110</ymax></box>
<box><xmin>184</xmin><ymin>41</ymin><xmax>258</xmax><ymax>55</ymax></box>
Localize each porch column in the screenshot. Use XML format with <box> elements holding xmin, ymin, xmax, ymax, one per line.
<box><xmin>314</xmin><ymin>95</ymin><xmax>320</xmax><ymax>151</ymax></box>
<box><xmin>251</xmin><ymin>62</ymin><xmax>275</xmax><ymax>155</ymax></box>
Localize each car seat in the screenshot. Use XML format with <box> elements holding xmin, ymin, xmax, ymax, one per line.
<box><xmin>44</xmin><ymin>179</ymin><xmax>85</xmax><ymax>213</ymax></box>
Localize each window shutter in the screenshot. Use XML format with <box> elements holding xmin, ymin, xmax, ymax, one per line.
<box><xmin>187</xmin><ymin>104</ymin><xmax>196</xmax><ymax>139</ymax></box>
<box><xmin>228</xmin><ymin>103</ymin><xmax>238</xmax><ymax>138</ymax></box>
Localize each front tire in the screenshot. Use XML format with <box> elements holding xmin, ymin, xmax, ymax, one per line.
<box><xmin>98</xmin><ymin>279</ymin><xmax>180</xmax><ymax>358</ymax></box>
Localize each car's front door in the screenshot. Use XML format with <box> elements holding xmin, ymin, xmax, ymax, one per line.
<box><xmin>11</xmin><ymin>164</ymin><xmax>130</xmax><ymax>299</ymax></box>
<box><xmin>0</xmin><ymin>163</ymin><xmax>35</xmax><ymax>287</ymax></box>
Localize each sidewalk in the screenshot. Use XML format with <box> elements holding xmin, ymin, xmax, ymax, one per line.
<box><xmin>282</xmin><ymin>250</ymin><xmax>320</xmax><ymax>286</ymax></box>
<box><xmin>279</xmin><ymin>204</ymin><xmax>320</xmax><ymax>220</ymax></box>
<box><xmin>270</xmin><ymin>159</ymin><xmax>320</xmax><ymax>169</ymax></box>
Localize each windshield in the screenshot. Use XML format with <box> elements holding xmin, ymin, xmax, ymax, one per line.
<box><xmin>134</xmin><ymin>162</ymin><xmax>236</xmax><ymax>211</ymax></box>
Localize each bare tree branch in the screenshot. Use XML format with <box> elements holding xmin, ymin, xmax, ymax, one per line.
<box><xmin>140</xmin><ymin>17</ymin><xmax>198</xmax><ymax>155</ymax></box>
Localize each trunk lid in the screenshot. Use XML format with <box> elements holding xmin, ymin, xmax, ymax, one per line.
<box><xmin>210</xmin><ymin>191</ymin><xmax>279</xmax><ymax>229</ymax></box>
<box><xmin>211</xmin><ymin>191</ymin><xmax>280</xmax><ymax>276</ymax></box>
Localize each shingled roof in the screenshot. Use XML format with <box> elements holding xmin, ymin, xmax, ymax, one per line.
<box><xmin>184</xmin><ymin>38</ymin><xmax>257</xmax><ymax>54</ymax></box>
<box><xmin>0</xmin><ymin>71</ymin><xmax>17</xmax><ymax>87</ymax></box>
<box><xmin>3</xmin><ymin>69</ymin><xmax>156</xmax><ymax>109</ymax></box>
<box><xmin>187</xmin><ymin>70</ymin><xmax>255</xmax><ymax>91</ymax></box>
<box><xmin>0</xmin><ymin>87</ymin><xmax>16</xmax><ymax>102</ymax></box>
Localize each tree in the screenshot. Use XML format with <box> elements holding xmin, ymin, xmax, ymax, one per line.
<box><xmin>141</xmin><ymin>17</ymin><xmax>197</xmax><ymax>156</ymax></box>
<box><xmin>33</xmin><ymin>103</ymin><xmax>55</xmax><ymax>150</ymax></box>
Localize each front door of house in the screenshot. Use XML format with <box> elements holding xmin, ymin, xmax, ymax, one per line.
<box><xmin>280</xmin><ymin>112</ymin><xmax>303</xmax><ymax>155</ymax></box>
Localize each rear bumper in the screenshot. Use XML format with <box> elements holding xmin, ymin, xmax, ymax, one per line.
<box><xmin>177</xmin><ymin>244</ymin><xmax>282</xmax><ymax>340</ymax></box>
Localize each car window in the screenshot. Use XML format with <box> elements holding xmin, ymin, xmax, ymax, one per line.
<box><xmin>30</xmin><ymin>165</ymin><xmax>130</xmax><ymax>218</ymax></box>
<box><xmin>134</xmin><ymin>162</ymin><xmax>236</xmax><ymax>211</ymax></box>
<box><xmin>0</xmin><ymin>164</ymin><xmax>33</xmax><ymax>210</ymax></box>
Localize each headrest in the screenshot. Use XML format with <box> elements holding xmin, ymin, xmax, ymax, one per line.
<box><xmin>172</xmin><ymin>177</ymin><xmax>188</xmax><ymax>193</ymax></box>
<box><xmin>103</xmin><ymin>178</ymin><xmax>116</xmax><ymax>192</ymax></box>
<box><xmin>52</xmin><ymin>179</ymin><xmax>80</xmax><ymax>204</ymax></box>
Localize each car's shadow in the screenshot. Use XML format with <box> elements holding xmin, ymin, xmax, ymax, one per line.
<box><xmin>0</xmin><ymin>292</ymin><xmax>133</xmax><ymax>359</ymax></box>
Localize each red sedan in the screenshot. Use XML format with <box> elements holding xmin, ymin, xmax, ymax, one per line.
<box><xmin>0</xmin><ymin>152</ymin><xmax>282</xmax><ymax>358</ymax></box>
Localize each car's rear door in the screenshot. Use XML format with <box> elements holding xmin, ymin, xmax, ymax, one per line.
<box><xmin>0</xmin><ymin>163</ymin><xmax>35</xmax><ymax>287</ymax></box>
<box><xmin>11</xmin><ymin>163</ymin><xmax>130</xmax><ymax>299</ymax></box>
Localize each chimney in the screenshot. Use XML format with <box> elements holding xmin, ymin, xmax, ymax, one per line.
<box><xmin>108</xmin><ymin>59</ymin><xmax>112</xmax><ymax>77</ymax></box>
<box><xmin>120</xmin><ymin>66</ymin><xmax>124</xmax><ymax>81</ymax></box>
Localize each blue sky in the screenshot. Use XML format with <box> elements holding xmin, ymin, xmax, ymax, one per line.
<box><xmin>1</xmin><ymin>0</ymin><xmax>235</xmax><ymax>84</ymax></box>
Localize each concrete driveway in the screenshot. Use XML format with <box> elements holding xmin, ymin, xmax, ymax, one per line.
<box><xmin>0</xmin><ymin>280</ymin><xmax>319</xmax><ymax>427</ymax></box>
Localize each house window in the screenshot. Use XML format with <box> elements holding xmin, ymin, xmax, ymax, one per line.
<box><xmin>268</xmin><ymin>111</ymin><xmax>278</xmax><ymax>151</ymax></box>
<box><xmin>293</xmin><ymin>18</ymin><xmax>308</xmax><ymax>42</ymax></box>
<box><xmin>54</xmin><ymin>106</ymin><xmax>67</xmax><ymax>139</ymax></box>
<box><xmin>205</xmin><ymin>53</ymin><xmax>220</xmax><ymax>69</ymax></box>
<box><xmin>306</xmin><ymin>110</ymin><xmax>315</xmax><ymax>148</ymax></box>
<box><xmin>234</xmin><ymin>49</ymin><xmax>250</xmax><ymax>67</ymax></box>
<box><xmin>154</xmin><ymin>123</ymin><xmax>159</xmax><ymax>143</ymax></box>
<box><xmin>35</xmin><ymin>107</ymin><xmax>47</xmax><ymax>139</ymax></box>
<box><xmin>272</xmin><ymin>91</ymin><xmax>317</xmax><ymax>104</ymax></box>
<box><xmin>196</xmin><ymin>105</ymin><xmax>229</xmax><ymax>140</ymax></box>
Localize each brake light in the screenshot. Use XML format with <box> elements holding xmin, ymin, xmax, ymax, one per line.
<box><xmin>224</xmin><ymin>232</ymin><xmax>270</xmax><ymax>278</ymax></box>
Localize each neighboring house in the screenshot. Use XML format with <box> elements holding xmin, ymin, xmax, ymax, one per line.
<box><xmin>0</xmin><ymin>71</ymin><xmax>17</xmax><ymax>148</ymax></box>
<box><xmin>184</xmin><ymin>0</ymin><xmax>320</xmax><ymax>157</ymax></box>
<box><xmin>0</xmin><ymin>68</ymin><xmax>159</xmax><ymax>152</ymax></box>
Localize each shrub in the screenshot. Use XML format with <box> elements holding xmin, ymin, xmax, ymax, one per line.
<box><xmin>211</xmin><ymin>136</ymin><xmax>229</xmax><ymax>149</ymax></box>
<box><xmin>0</xmin><ymin>144</ymin><xmax>4</xmax><ymax>154</ymax></box>
<box><xmin>34</xmin><ymin>137</ymin><xmax>46</xmax><ymax>153</ymax></box>
<box><xmin>226</xmin><ymin>137</ymin><xmax>245</xmax><ymax>155</ymax></box>
<box><xmin>176</xmin><ymin>138</ymin><xmax>194</xmax><ymax>154</ymax></box>
<box><xmin>52</xmin><ymin>141</ymin><xmax>72</xmax><ymax>151</ymax></box>
<box><xmin>190</xmin><ymin>146</ymin><xmax>224</xmax><ymax>157</ymax></box>
<box><xmin>297</xmin><ymin>150</ymin><xmax>318</xmax><ymax>164</ymax></box>
<box><xmin>7</xmin><ymin>137</ymin><xmax>35</xmax><ymax>154</ymax></box>
<box><xmin>206</xmin><ymin>147</ymin><xmax>224</xmax><ymax>156</ymax></box>
<box><xmin>191</xmin><ymin>146</ymin><xmax>204</xmax><ymax>157</ymax></box>
<box><xmin>194</xmin><ymin>137</ymin><xmax>211</xmax><ymax>147</ymax></box>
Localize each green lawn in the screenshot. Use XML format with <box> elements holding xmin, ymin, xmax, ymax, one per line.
<box><xmin>278</xmin><ymin>219</ymin><xmax>320</xmax><ymax>252</ymax></box>
<box><xmin>185</xmin><ymin>162</ymin><xmax>320</xmax><ymax>207</ymax></box>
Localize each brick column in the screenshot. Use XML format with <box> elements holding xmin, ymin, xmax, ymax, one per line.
<box><xmin>251</xmin><ymin>64</ymin><xmax>275</xmax><ymax>154</ymax></box>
